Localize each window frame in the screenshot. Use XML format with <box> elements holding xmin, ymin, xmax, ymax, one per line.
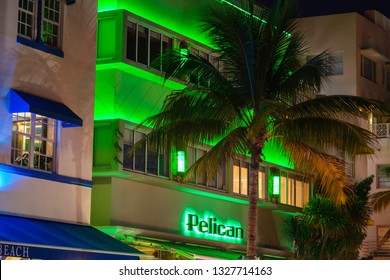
<box><xmin>125</xmin><ymin>19</ymin><xmax>173</xmax><ymax>70</ymax></box>
<box><xmin>377</xmin><ymin>164</ymin><xmax>390</xmax><ymax>189</ymax></box>
<box><xmin>11</xmin><ymin>112</ymin><xmax>57</xmax><ymax>172</ymax></box>
<box><xmin>233</xmin><ymin>159</ymin><xmax>249</xmax><ymax>196</ymax></box>
<box><xmin>123</xmin><ymin>127</ymin><xmax>170</xmax><ymax>178</ymax></box>
<box><xmin>361</xmin><ymin>55</ymin><xmax>377</xmax><ymax>83</ymax></box>
<box><xmin>186</xmin><ymin>146</ymin><xmax>226</xmax><ymax>190</ymax></box>
<box><xmin>17</xmin><ymin>0</ymin><xmax>64</xmax><ymax>57</ymax></box>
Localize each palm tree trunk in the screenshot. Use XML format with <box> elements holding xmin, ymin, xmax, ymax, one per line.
<box><xmin>247</xmin><ymin>152</ymin><xmax>260</xmax><ymax>259</ymax></box>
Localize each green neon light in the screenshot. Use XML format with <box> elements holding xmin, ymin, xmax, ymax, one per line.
<box><xmin>96</xmin><ymin>62</ymin><xmax>185</xmax><ymax>90</ymax></box>
<box><xmin>177</xmin><ymin>150</ymin><xmax>186</xmax><ymax>173</ymax></box>
<box><xmin>182</xmin><ymin>208</ymin><xmax>245</xmax><ymax>244</ymax></box>
<box><xmin>273</xmin><ymin>176</ymin><xmax>280</xmax><ymax>195</ymax></box>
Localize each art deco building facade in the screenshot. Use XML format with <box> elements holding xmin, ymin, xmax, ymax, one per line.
<box><xmin>91</xmin><ymin>0</ymin><xmax>312</xmax><ymax>260</ymax></box>
<box><xmin>297</xmin><ymin>9</ymin><xmax>390</xmax><ymax>259</ymax></box>
<box><xmin>0</xmin><ymin>0</ymin><xmax>143</xmax><ymax>260</ymax></box>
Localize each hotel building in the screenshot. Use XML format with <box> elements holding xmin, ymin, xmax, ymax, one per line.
<box><xmin>296</xmin><ymin>8</ymin><xmax>390</xmax><ymax>259</ymax></box>
<box><xmin>91</xmin><ymin>0</ymin><xmax>312</xmax><ymax>260</ymax></box>
<box><xmin>0</xmin><ymin>0</ymin><xmax>144</xmax><ymax>260</ymax></box>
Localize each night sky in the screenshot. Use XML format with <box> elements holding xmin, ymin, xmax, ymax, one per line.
<box><xmin>261</xmin><ymin>0</ymin><xmax>390</xmax><ymax>18</ymax></box>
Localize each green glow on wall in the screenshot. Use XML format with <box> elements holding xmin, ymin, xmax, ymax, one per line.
<box><xmin>182</xmin><ymin>208</ymin><xmax>245</xmax><ymax>244</ymax></box>
<box><xmin>273</xmin><ymin>176</ymin><xmax>280</xmax><ymax>195</ymax></box>
<box><xmin>262</xmin><ymin>141</ymin><xmax>294</xmax><ymax>169</ymax></box>
<box><xmin>96</xmin><ymin>62</ymin><xmax>185</xmax><ymax>90</ymax></box>
<box><xmin>177</xmin><ymin>150</ymin><xmax>186</xmax><ymax>173</ymax></box>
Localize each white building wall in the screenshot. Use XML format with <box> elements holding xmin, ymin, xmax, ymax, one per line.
<box><xmin>0</xmin><ymin>0</ymin><xmax>97</xmax><ymax>224</ymax></box>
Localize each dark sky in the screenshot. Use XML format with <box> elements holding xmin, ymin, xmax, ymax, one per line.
<box><xmin>261</xmin><ymin>0</ymin><xmax>390</xmax><ymax>18</ymax></box>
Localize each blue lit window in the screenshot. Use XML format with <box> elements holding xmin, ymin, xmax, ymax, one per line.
<box><xmin>17</xmin><ymin>0</ymin><xmax>63</xmax><ymax>57</ymax></box>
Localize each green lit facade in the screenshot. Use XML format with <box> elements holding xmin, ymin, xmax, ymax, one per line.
<box><xmin>91</xmin><ymin>0</ymin><xmax>311</xmax><ymax>260</ymax></box>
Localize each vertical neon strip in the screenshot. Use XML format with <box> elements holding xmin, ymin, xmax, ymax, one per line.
<box><xmin>273</xmin><ymin>176</ymin><xmax>280</xmax><ymax>195</ymax></box>
<box><xmin>177</xmin><ymin>150</ymin><xmax>186</xmax><ymax>173</ymax></box>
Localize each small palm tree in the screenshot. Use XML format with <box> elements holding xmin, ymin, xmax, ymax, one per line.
<box><xmin>141</xmin><ymin>0</ymin><xmax>390</xmax><ymax>259</ymax></box>
<box><xmin>287</xmin><ymin>176</ymin><xmax>373</xmax><ymax>259</ymax></box>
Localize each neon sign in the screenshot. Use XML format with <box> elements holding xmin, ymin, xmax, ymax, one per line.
<box><xmin>182</xmin><ymin>210</ymin><xmax>244</xmax><ymax>243</ymax></box>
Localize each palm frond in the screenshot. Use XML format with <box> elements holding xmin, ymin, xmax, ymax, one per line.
<box><xmin>185</xmin><ymin>126</ymin><xmax>249</xmax><ymax>178</ymax></box>
<box><xmin>276</xmin><ymin>139</ymin><xmax>351</xmax><ymax>203</ymax></box>
<box><xmin>370</xmin><ymin>191</ymin><xmax>390</xmax><ymax>212</ymax></box>
<box><xmin>380</xmin><ymin>166</ymin><xmax>390</xmax><ymax>177</ymax></box>
<box><xmin>271</xmin><ymin>116</ymin><xmax>379</xmax><ymax>156</ymax></box>
<box><xmin>288</xmin><ymin>95</ymin><xmax>390</xmax><ymax>119</ymax></box>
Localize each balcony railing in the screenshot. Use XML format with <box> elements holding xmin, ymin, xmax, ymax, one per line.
<box><xmin>361</xmin><ymin>240</ymin><xmax>390</xmax><ymax>259</ymax></box>
<box><xmin>369</xmin><ymin>123</ymin><xmax>390</xmax><ymax>138</ymax></box>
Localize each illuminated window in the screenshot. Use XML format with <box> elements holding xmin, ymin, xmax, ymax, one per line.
<box><xmin>126</xmin><ymin>21</ymin><xmax>173</xmax><ymax>70</ymax></box>
<box><xmin>123</xmin><ymin>128</ymin><xmax>169</xmax><ymax>177</ymax></box>
<box><xmin>18</xmin><ymin>0</ymin><xmax>62</xmax><ymax>49</ymax></box>
<box><xmin>258</xmin><ymin>167</ymin><xmax>265</xmax><ymax>199</ymax></box>
<box><xmin>11</xmin><ymin>113</ymin><xmax>56</xmax><ymax>172</ymax></box>
<box><xmin>274</xmin><ymin>169</ymin><xmax>310</xmax><ymax>208</ymax></box>
<box><xmin>187</xmin><ymin>147</ymin><xmax>225</xmax><ymax>190</ymax></box>
<box><xmin>361</xmin><ymin>55</ymin><xmax>377</xmax><ymax>82</ymax></box>
<box><xmin>233</xmin><ymin>160</ymin><xmax>248</xmax><ymax>196</ymax></box>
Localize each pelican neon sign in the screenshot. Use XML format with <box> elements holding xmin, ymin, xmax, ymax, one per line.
<box><xmin>184</xmin><ymin>213</ymin><xmax>244</xmax><ymax>241</ymax></box>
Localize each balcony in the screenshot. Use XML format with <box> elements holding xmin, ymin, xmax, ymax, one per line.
<box><xmin>361</xmin><ymin>240</ymin><xmax>390</xmax><ymax>259</ymax></box>
<box><xmin>369</xmin><ymin>123</ymin><xmax>390</xmax><ymax>138</ymax></box>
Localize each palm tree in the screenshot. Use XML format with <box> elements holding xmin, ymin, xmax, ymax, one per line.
<box><xmin>141</xmin><ymin>0</ymin><xmax>390</xmax><ymax>259</ymax></box>
<box><xmin>287</xmin><ymin>176</ymin><xmax>373</xmax><ymax>259</ymax></box>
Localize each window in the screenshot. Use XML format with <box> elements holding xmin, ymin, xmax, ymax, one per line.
<box><xmin>377</xmin><ymin>164</ymin><xmax>390</xmax><ymax>189</ymax></box>
<box><xmin>328</xmin><ymin>52</ymin><xmax>343</xmax><ymax>75</ymax></box>
<box><xmin>187</xmin><ymin>147</ymin><xmax>225</xmax><ymax>190</ymax></box>
<box><xmin>18</xmin><ymin>0</ymin><xmax>62</xmax><ymax>51</ymax></box>
<box><xmin>233</xmin><ymin>160</ymin><xmax>249</xmax><ymax>195</ymax></box>
<box><xmin>273</xmin><ymin>169</ymin><xmax>310</xmax><ymax>208</ymax></box>
<box><xmin>258</xmin><ymin>166</ymin><xmax>266</xmax><ymax>199</ymax></box>
<box><xmin>11</xmin><ymin>113</ymin><xmax>56</xmax><ymax>172</ymax></box>
<box><xmin>126</xmin><ymin>20</ymin><xmax>173</xmax><ymax>70</ymax></box>
<box><xmin>361</xmin><ymin>55</ymin><xmax>377</xmax><ymax>82</ymax></box>
<box><xmin>123</xmin><ymin>128</ymin><xmax>169</xmax><ymax>177</ymax></box>
<box><xmin>377</xmin><ymin>226</ymin><xmax>390</xmax><ymax>244</ymax></box>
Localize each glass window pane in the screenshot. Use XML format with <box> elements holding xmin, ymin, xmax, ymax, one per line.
<box><xmin>150</xmin><ymin>30</ymin><xmax>161</xmax><ymax>70</ymax></box>
<box><xmin>146</xmin><ymin>141</ymin><xmax>158</xmax><ymax>175</ymax></box>
<box><xmin>187</xmin><ymin>147</ymin><xmax>196</xmax><ymax>183</ymax></box>
<box><xmin>126</xmin><ymin>22</ymin><xmax>136</xmax><ymax>61</ymax></box>
<box><xmin>158</xmin><ymin>146</ymin><xmax>169</xmax><ymax>177</ymax></box>
<box><xmin>134</xmin><ymin>131</ymin><xmax>146</xmax><ymax>172</ymax></box>
<box><xmin>258</xmin><ymin>168</ymin><xmax>265</xmax><ymax>199</ymax></box>
<box><xmin>288</xmin><ymin>178</ymin><xmax>295</xmax><ymax>206</ymax></box>
<box><xmin>197</xmin><ymin>149</ymin><xmax>207</xmax><ymax>185</ymax></box>
<box><xmin>280</xmin><ymin>174</ymin><xmax>287</xmax><ymax>204</ymax></box>
<box><xmin>233</xmin><ymin>162</ymin><xmax>240</xmax><ymax>194</ymax></box>
<box><xmin>137</xmin><ymin>25</ymin><xmax>149</xmax><ymax>65</ymax></box>
<box><xmin>295</xmin><ymin>179</ymin><xmax>303</xmax><ymax>208</ymax></box>
<box><xmin>241</xmin><ymin>162</ymin><xmax>248</xmax><ymax>195</ymax></box>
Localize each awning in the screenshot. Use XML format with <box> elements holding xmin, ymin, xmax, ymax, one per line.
<box><xmin>0</xmin><ymin>214</ymin><xmax>146</xmax><ymax>260</ymax></box>
<box><xmin>8</xmin><ymin>89</ymin><xmax>83</xmax><ymax>127</ymax></box>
